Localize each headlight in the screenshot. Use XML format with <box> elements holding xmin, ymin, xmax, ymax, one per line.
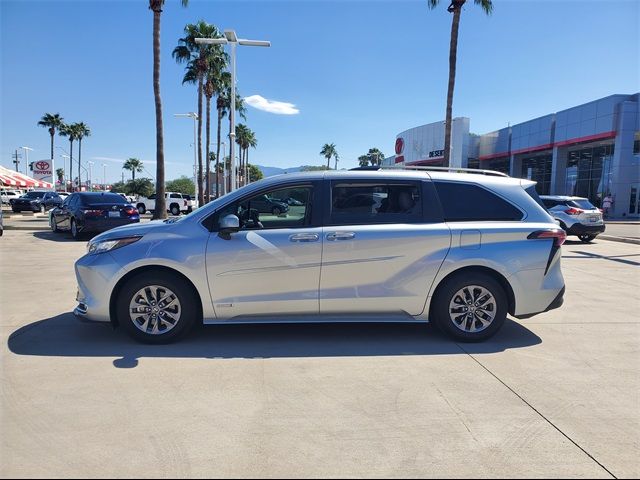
<box><xmin>87</xmin><ymin>236</ymin><xmax>141</xmax><ymax>254</ymax></box>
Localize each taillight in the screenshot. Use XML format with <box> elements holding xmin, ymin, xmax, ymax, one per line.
<box><xmin>124</xmin><ymin>206</ymin><xmax>138</xmax><ymax>216</ymax></box>
<box><xmin>528</xmin><ymin>229</ymin><xmax>567</xmax><ymax>247</ymax></box>
<box><xmin>83</xmin><ymin>209</ymin><xmax>103</xmax><ymax>217</ymax></box>
<box><xmin>564</xmin><ymin>207</ymin><xmax>583</xmax><ymax>215</ymax></box>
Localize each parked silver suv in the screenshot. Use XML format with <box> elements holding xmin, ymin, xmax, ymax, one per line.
<box><xmin>540</xmin><ymin>195</ymin><xmax>605</xmax><ymax>243</ymax></box>
<box><xmin>74</xmin><ymin>168</ymin><xmax>566</xmax><ymax>343</ymax></box>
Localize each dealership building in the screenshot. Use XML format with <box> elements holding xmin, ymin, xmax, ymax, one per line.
<box><xmin>388</xmin><ymin>93</ymin><xmax>640</xmax><ymax>218</ymax></box>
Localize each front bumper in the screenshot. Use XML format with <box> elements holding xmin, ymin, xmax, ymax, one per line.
<box><xmin>74</xmin><ymin>251</ymin><xmax>128</xmax><ymax>323</ymax></box>
<box><xmin>566</xmin><ymin>223</ymin><xmax>606</xmax><ymax>236</ymax></box>
<box><xmin>12</xmin><ymin>202</ymin><xmax>40</xmax><ymax>211</ymax></box>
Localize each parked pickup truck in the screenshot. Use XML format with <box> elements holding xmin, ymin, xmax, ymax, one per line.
<box><xmin>136</xmin><ymin>192</ymin><xmax>189</xmax><ymax>216</ymax></box>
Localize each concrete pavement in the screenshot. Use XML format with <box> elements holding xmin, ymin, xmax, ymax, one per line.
<box><xmin>1</xmin><ymin>230</ymin><xmax>638</xmax><ymax>478</ymax></box>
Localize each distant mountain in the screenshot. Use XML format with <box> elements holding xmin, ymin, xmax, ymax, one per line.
<box><xmin>256</xmin><ymin>165</ymin><xmax>329</xmax><ymax>177</ymax></box>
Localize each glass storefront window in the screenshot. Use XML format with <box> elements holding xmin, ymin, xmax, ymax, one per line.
<box><xmin>482</xmin><ymin>157</ymin><xmax>510</xmax><ymax>174</ymax></box>
<box><xmin>521</xmin><ymin>153</ymin><xmax>552</xmax><ymax>195</ymax></box>
<box><xmin>564</xmin><ymin>144</ymin><xmax>614</xmax><ymax>207</ymax></box>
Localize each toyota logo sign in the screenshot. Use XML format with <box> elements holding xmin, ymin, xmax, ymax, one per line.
<box><xmin>35</xmin><ymin>160</ymin><xmax>50</xmax><ymax>171</ymax></box>
<box><xmin>395</xmin><ymin>138</ymin><xmax>404</xmax><ymax>155</ymax></box>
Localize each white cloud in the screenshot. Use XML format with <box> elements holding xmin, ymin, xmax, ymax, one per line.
<box><xmin>245</xmin><ymin>95</ymin><xmax>299</xmax><ymax>115</ymax></box>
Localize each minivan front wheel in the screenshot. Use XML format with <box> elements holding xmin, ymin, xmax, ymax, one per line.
<box><xmin>432</xmin><ymin>272</ymin><xmax>507</xmax><ymax>342</ymax></box>
<box><xmin>117</xmin><ymin>272</ymin><xmax>198</xmax><ymax>343</ymax></box>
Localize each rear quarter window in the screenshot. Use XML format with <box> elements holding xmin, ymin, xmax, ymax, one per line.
<box><xmin>434</xmin><ymin>182</ymin><xmax>523</xmax><ymax>221</ymax></box>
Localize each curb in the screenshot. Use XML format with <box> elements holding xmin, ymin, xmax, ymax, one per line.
<box><xmin>598</xmin><ymin>235</ymin><xmax>640</xmax><ymax>245</ymax></box>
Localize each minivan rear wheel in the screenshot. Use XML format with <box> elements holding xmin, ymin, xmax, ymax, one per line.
<box><xmin>117</xmin><ymin>271</ymin><xmax>198</xmax><ymax>344</ymax></box>
<box><xmin>432</xmin><ymin>272</ymin><xmax>507</xmax><ymax>342</ymax></box>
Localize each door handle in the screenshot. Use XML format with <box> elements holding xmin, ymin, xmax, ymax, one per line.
<box><xmin>289</xmin><ymin>233</ymin><xmax>320</xmax><ymax>243</ymax></box>
<box><xmin>326</xmin><ymin>231</ymin><xmax>356</xmax><ymax>241</ymax></box>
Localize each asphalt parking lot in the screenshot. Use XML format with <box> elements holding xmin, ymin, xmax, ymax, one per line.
<box><xmin>1</xmin><ymin>230</ymin><xmax>638</xmax><ymax>478</ymax></box>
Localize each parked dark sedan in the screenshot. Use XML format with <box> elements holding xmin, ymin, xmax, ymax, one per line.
<box><xmin>49</xmin><ymin>192</ymin><xmax>140</xmax><ymax>240</ymax></box>
<box><xmin>10</xmin><ymin>191</ymin><xmax>62</xmax><ymax>212</ymax></box>
<box><xmin>242</xmin><ymin>194</ymin><xmax>289</xmax><ymax>216</ymax></box>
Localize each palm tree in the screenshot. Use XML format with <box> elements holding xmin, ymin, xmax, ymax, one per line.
<box><xmin>123</xmin><ymin>158</ymin><xmax>144</xmax><ymax>180</ymax></box>
<box><xmin>173</xmin><ymin>21</ymin><xmax>222</xmax><ymax>206</ymax></box>
<box><xmin>149</xmin><ymin>0</ymin><xmax>189</xmax><ymax>220</ymax></box>
<box><xmin>428</xmin><ymin>0</ymin><xmax>493</xmax><ymax>166</ymax></box>
<box><xmin>217</xmin><ymin>85</ymin><xmax>246</xmax><ymax>193</ymax></box>
<box><xmin>214</xmin><ymin>71</ymin><xmax>231</xmax><ymax>198</ymax></box>
<box><xmin>56</xmin><ymin>168</ymin><xmax>64</xmax><ymax>188</ymax></box>
<box><xmin>38</xmin><ymin>113</ymin><xmax>64</xmax><ymax>160</ymax></box>
<box><xmin>367</xmin><ymin>148</ymin><xmax>384</xmax><ymax>166</ymax></box>
<box><xmin>358</xmin><ymin>155</ymin><xmax>370</xmax><ymax>167</ymax></box>
<box><xmin>59</xmin><ymin>123</ymin><xmax>80</xmax><ymax>191</ymax></box>
<box><xmin>235</xmin><ymin>124</ymin><xmax>249</xmax><ymax>186</ymax></box>
<box><xmin>235</xmin><ymin>124</ymin><xmax>257</xmax><ymax>186</ymax></box>
<box><xmin>76</xmin><ymin>122</ymin><xmax>91</xmax><ymax>190</ymax></box>
<box><xmin>320</xmin><ymin>143</ymin><xmax>338</xmax><ymax>169</ymax></box>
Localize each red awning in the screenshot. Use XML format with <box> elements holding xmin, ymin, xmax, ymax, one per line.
<box><xmin>0</xmin><ymin>166</ymin><xmax>53</xmax><ymax>189</ymax></box>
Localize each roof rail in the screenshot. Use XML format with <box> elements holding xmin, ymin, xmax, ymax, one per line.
<box><xmin>379</xmin><ymin>165</ymin><xmax>510</xmax><ymax>178</ymax></box>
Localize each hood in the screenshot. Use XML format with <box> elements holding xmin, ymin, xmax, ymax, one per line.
<box><xmin>91</xmin><ymin>219</ymin><xmax>168</xmax><ymax>242</ymax></box>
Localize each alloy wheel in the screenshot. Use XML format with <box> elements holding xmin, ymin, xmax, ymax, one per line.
<box><xmin>129</xmin><ymin>285</ymin><xmax>182</xmax><ymax>335</ymax></box>
<box><xmin>448</xmin><ymin>285</ymin><xmax>497</xmax><ymax>333</ymax></box>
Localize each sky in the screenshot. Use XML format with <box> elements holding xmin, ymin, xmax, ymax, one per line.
<box><xmin>1</xmin><ymin>0</ymin><xmax>638</xmax><ymax>183</ymax></box>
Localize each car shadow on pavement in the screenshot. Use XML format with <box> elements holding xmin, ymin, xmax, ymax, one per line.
<box><xmin>32</xmin><ymin>231</ymin><xmax>97</xmax><ymax>242</ymax></box>
<box><xmin>8</xmin><ymin>313</ymin><xmax>542</xmax><ymax>368</ymax></box>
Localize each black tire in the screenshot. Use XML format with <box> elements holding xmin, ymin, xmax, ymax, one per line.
<box><xmin>39</xmin><ymin>204</ymin><xmax>45</xmax><ymax>213</ymax></box>
<box><xmin>431</xmin><ymin>272</ymin><xmax>508</xmax><ymax>342</ymax></box>
<box><xmin>579</xmin><ymin>234</ymin><xmax>596</xmax><ymax>243</ymax></box>
<box><xmin>70</xmin><ymin>218</ymin><xmax>81</xmax><ymax>240</ymax></box>
<box><xmin>170</xmin><ymin>203</ymin><xmax>180</xmax><ymax>216</ymax></box>
<box><xmin>117</xmin><ymin>271</ymin><xmax>199</xmax><ymax>344</ymax></box>
<box><xmin>50</xmin><ymin>216</ymin><xmax>59</xmax><ymax>233</ymax></box>
<box><xmin>12</xmin><ymin>209</ymin><xmax>19</xmax><ymax>213</ymax></box>
<box><xmin>137</xmin><ymin>204</ymin><xmax>146</xmax><ymax>215</ymax></box>
<box><xmin>272</xmin><ymin>206</ymin><xmax>282</xmax><ymax>216</ymax></box>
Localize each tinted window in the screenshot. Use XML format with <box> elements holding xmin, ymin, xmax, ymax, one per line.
<box><xmin>330</xmin><ymin>182</ymin><xmax>422</xmax><ymax>225</ymax></box>
<box><xmin>569</xmin><ymin>199</ymin><xmax>596</xmax><ymax>210</ymax></box>
<box><xmin>434</xmin><ymin>182</ymin><xmax>523</xmax><ymax>221</ymax></box>
<box><xmin>25</xmin><ymin>191</ymin><xmax>46</xmax><ymax>199</ymax></box>
<box><xmin>79</xmin><ymin>193</ymin><xmax>127</xmax><ymax>204</ymax></box>
<box><xmin>148</xmin><ymin>194</ymin><xmax>156</xmax><ymax>200</ymax></box>
<box><xmin>542</xmin><ymin>199</ymin><xmax>557</xmax><ymax>208</ymax></box>
<box><xmin>170</xmin><ymin>193</ymin><xmax>182</xmax><ymax>199</ymax></box>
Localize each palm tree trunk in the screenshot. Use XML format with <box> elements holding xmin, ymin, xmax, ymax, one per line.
<box><xmin>205</xmin><ymin>94</ymin><xmax>211</xmax><ymax>204</ymax></box>
<box><xmin>152</xmin><ymin>6</ymin><xmax>167</xmax><ymax>219</ymax></box>
<box><xmin>49</xmin><ymin>129</ymin><xmax>55</xmax><ymax>161</ymax></box>
<box><xmin>215</xmin><ymin>106</ymin><xmax>222</xmax><ymax>198</ymax></box>
<box><xmin>326</xmin><ymin>156</ymin><xmax>330</xmax><ymax>169</ymax></box>
<box><xmin>443</xmin><ymin>6</ymin><xmax>462</xmax><ymax>168</ymax></box>
<box><xmin>246</xmin><ymin>148</ymin><xmax>250</xmax><ymax>184</ymax></box>
<box><xmin>197</xmin><ymin>78</ymin><xmax>204</xmax><ymax>206</ymax></box>
<box><xmin>69</xmin><ymin>140</ymin><xmax>73</xmax><ymax>192</ymax></box>
<box><xmin>78</xmin><ymin>138</ymin><xmax>82</xmax><ymax>191</ymax></box>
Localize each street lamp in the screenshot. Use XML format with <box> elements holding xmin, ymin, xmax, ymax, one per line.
<box><xmin>61</xmin><ymin>154</ymin><xmax>70</xmax><ymax>192</ymax></box>
<box><xmin>174</xmin><ymin>112</ymin><xmax>199</xmax><ymax>202</ymax></box>
<box><xmin>196</xmin><ymin>30</ymin><xmax>270</xmax><ymax>192</ymax></box>
<box><xmin>88</xmin><ymin>161</ymin><xmax>94</xmax><ymax>191</ymax></box>
<box><xmin>21</xmin><ymin>146</ymin><xmax>34</xmax><ymax>175</ymax></box>
<box><xmin>102</xmin><ymin>163</ymin><xmax>107</xmax><ymax>190</ymax></box>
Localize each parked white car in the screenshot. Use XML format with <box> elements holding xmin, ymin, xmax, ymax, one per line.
<box><xmin>1</xmin><ymin>190</ymin><xmax>22</xmax><ymax>205</ymax></box>
<box><xmin>136</xmin><ymin>192</ymin><xmax>189</xmax><ymax>216</ymax></box>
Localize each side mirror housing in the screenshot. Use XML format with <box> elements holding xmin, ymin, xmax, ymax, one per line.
<box><xmin>218</xmin><ymin>214</ymin><xmax>240</xmax><ymax>239</ymax></box>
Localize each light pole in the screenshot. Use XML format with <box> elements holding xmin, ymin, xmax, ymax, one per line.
<box><xmin>102</xmin><ymin>163</ymin><xmax>107</xmax><ymax>190</ymax></box>
<box><xmin>196</xmin><ymin>30</ymin><xmax>270</xmax><ymax>192</ymax></box>
<box><xmin>218</xmin><ymin>141</ymin><xmax>226</xmax><ymax>196</ymax></box>
<box><xmin>21</xmin><ymin>146</ymin><xmax>34</xmax><ymax>175</ymax></box>
<box><xmin>88</xmin><ymin>161</ymin><xmax>94</xmax><ymax>191</ymax></box>
<box><xmin>61</xmin><ymin>154</ymin><xmax>70</xmax><ymax>191</ymax></box>
<box><xmin>174</xmin><ymin>113</ymin><xmax>199</xmax><ymax>203</ymax></box>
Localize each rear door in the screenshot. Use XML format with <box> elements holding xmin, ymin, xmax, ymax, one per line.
<box><xmin>319</xmin><ymin>179</ymin><xmax>451</xmax><ymax>316</ymax></box>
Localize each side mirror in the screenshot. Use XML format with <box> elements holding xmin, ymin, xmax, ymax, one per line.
<box><xmin>218</xmin><ymin>214</ymin><xmax>240</xmax><ymax>239</ymax></box>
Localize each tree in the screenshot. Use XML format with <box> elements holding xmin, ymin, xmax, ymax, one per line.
<box><xmin>358</xmin><ymin>155</ymin><xmax>370</xmax><ymax>167</ymax></box>
<box><xmin>59</xmin><ymin>123</ymin><xmax>81</xmax><ymax>191</ymax></box>
<box><xmin>247</xmin><ymin>164</ymin><xmax>263</xmax><ymax>183</ymax></box>
<box><xmin>56</xmin><ymin>168</ymin><xmax>64</xmax><ymax>187</ymax></box>
<box><xmin>125</xmin><ymin>178</ymin><xmax>154</xmax><ymax>198</ymax></box>
<box><xmin>173</xmin><ymin>21</ymin><xmax>223</xmax><ymax>206</ymax></box>
<box><xmin>300</xmin><ymin>165</ymin><xmax>331</xmax><ymax>172</ymax></box>
<box><xmin>38</xmin><ymin>113</ymin><xmax>64</xmax><ymax>161</ymax></box>
<box><xmin>427</xmin><ymin>0</ymin><xmax>493</xmax><ymax>166</ymax></box>
<box><xmin>76</xmin><ymin>122</ymin><xmax>90</xmax><ymax>189</ymax></box>
<box><xmin>149</xmin><ymin>0</ymin><xmax>189</xmax><ymax>220</ymax></box>
<box><xmin>320</xmin><ymin>143</ymin><xmax>338</xmax><ymax>169</ymax></box>
<box><xmin>367</xmin><ymin>148</ymin><xmax>385</xmax><ymax>166</ymax></box>
<box><xmin>214</xmin><ymin>71</ymin><xmax>230</xmax><ymax>198</ymax></box>
<box><xmin>123</xmin><ymin>158</ymin><xmax>144</xmax><ymax>180</ymax></box>
<box><xmin>110</xmin><ymin>181</ymin><xmax>127</xmax><ymax>193</ymax></box>
<box><xmin>166</xmin><ymin>176</ymin><xmax>196</xmax><ymax>196</ymax></box>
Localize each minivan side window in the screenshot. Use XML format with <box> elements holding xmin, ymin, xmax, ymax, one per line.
<box><xmin>329</xmin><ymin>182</ymin><xmax>423</xmax><ymax>225</ymax></box>
<box><xmin>434</xmin><ymin>182</ymin><xmax>523</xmax><ymax>221</ymax></box>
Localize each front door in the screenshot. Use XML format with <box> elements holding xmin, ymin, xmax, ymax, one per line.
<box><xmin>205</xmin><ymin>183</ymin><xmax>322</xmax><ymax>319</ymax></box>
<box><xmin>320</xmin><ymin>180</ymin><xmax>451</xmax><ymax>316</ymax></box>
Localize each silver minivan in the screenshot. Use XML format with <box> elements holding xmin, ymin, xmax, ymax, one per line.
<box><xmin>74</xmin><ymin>168</ymin><xmax>566</xmax><ymax>343</ymax></box>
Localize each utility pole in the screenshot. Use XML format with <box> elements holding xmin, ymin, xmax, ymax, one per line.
<box><xmin>12</xmin><ymin>150</ymin><xmax>22</xmax><ymax>172</ymax></box>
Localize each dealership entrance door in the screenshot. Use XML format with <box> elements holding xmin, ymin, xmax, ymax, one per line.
<box><xmin>629</xmin><ymin>184</ymin><xmax>640</xmax><ymax>218</ymax></box>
